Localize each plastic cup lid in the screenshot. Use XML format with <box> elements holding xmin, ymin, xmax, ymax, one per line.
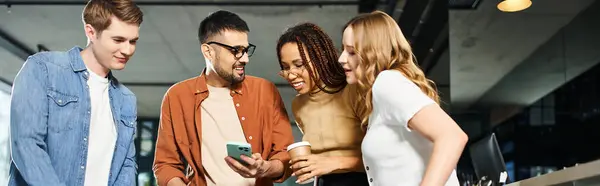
<box><xmin>287</xmin><ymin>141</ymin><xmax>311</xmax><ymax>151</ymax></box>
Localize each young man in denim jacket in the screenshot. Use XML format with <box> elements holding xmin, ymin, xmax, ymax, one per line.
<box><xmin>9</xmin><ymin>0</ymin><xmax>143</xmax><ymax>185</ymax></box>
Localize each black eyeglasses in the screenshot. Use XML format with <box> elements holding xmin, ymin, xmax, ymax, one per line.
<box><xmin>278</xmin><ymin>62</ymin><xmax>307</xmax><ymax>78</ymax></box>
<box><xmin>206</xmin><ymin>41</ymin><xmax>256</xmax><ymax>59</ymax></box>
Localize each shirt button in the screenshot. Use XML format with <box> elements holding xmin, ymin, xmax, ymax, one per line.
<box><xmin>370</xmin><ymin>178</ymin><xmax>373</xmax><ymax>182</ymax></box>
<box><xmin>87</xmin><ymin>111</ymin><xmax>91</xmax><ymax>114</ymax></box>
<box><xmin>248</xmin><ymin>136</ymin><xmax>253</xmax><ymax>140</ymax></box>
<box><xmin>84</xmin><ymin>137</ymin><xmax>87</xmax><ymax>141</ymax></box>
<box><xmin>366</xmin><ymin>166</ymin><xmax>369</xmax><ymax>170</ymax></box>
<box><xmin>236</xmin><ymin>103</ymin><xmax>240</xmax><ymax>107</ymax></box>
<box><xmin>57</xmin><ymin>100</ymin><xmax>62</xmax><ymax>103</ymax></box>
<box><xmin>81</xmin><ymin>166</ymin><xmax>85</xmax><ymax>169</ymax></box>
<box><xmin>241</xmin><ymin>117</ymin><xmax>245</xmax><ymax>121</ymax></box>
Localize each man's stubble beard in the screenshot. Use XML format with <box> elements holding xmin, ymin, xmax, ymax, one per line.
<box><xmin>214</xmin><ymin>55</ymin><xmax>245</xmax><ymax>86</ymax></box>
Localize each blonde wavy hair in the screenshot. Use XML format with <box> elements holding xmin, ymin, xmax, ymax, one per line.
<box><xmin>345</xmin><ymin>10</ymin><xmax>440</xmax><ymax>127</ymax></box>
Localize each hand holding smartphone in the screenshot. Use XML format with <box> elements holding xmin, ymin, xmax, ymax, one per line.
<box><xmin>226</xmin><ymin>142</ymin><xmax>252</xmax><ymax>165</ymax></box>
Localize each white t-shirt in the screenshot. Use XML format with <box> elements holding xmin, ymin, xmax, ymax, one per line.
<box><xmin>83</xmin><ymin>69</ymin><xmax>117</xmax><ymax>186</ymax></box>
<box><xmin>361</xmin><ymin>70</ymin><xmax>460</xmax><ymax>186</ymax></box>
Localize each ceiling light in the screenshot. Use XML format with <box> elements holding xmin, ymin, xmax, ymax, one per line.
<box><xmin>497</xmin><ymin>0</ymin><xmax>532</xmax><ymax>12</ymax></box>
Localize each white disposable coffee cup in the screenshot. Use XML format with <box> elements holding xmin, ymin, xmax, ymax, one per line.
<box><xmin>287</xmin><ymin>141</ymin><xmax>315</xmax><ymax>184</ymax></box>
<box><xmin>287</xmin><ymin>141</ymin><xmax>311</xmax><ymax>157</ymax></box>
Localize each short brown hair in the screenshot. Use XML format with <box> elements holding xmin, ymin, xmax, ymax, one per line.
<box><xmin>82</xmin><ymin>0</ymin><xmax>143</xmax><ymax>33</ymax></box>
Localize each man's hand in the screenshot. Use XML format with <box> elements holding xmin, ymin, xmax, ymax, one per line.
<box><xmin>225</xmin><ymin>153</ymin><xmax>276</xmax><ymax>178</ymax></box>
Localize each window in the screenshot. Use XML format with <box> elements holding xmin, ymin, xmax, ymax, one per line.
<box><xmin>135</xmin><ymin>119</ymin><xmax>159</xmax><ymax>186</ymax></box>
<box><xmin>0</xmin><ymin>83</ymin><xmax>11</xmax><ymax>186</ymax></box>
<box><xmin>529</xmin><ymin>94</ymin><xmax>556</xmax><ymax>126</ymax></box>
<box><xmin>140</xmin><ymin>121</ymin><xmax>154</xmax><ymax>157</ymax></box>
<box><xmin>137</xmin><ymin>172</ymin><xmax>152</xmax><ymax>186</ymax></box>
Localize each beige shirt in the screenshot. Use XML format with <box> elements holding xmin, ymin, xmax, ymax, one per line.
<box><xmin>292</xmin><ymin>84</ymin><xmax>364</xmax><ymax>158</ymax></box>
<box><xmin>201</xmin><ymin>85</ymin><xmax>255</xmax><ymax>186</ymax></box>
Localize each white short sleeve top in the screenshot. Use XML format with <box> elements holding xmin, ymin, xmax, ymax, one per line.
<box><xmin>361</xmin><ymin>70</ymin><xmax>460</xmax><ymax>186</ymax></box>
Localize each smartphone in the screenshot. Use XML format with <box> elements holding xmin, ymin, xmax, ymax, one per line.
<box><xmin>226</xmin><ymin>142</ymin><xmax>252</xmax><ymax>164</ymax></box>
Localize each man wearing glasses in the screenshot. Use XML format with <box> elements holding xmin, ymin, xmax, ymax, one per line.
<box><xmin>153</xmin><ymin>10</ymin><xmax>294</xmax><ymax>186</ymax></box>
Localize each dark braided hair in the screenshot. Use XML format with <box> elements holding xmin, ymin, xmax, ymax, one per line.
<box><xmin>276</xmin><ymin>22</ymin><xmax>347</xmax><ymax>94</ymax></box>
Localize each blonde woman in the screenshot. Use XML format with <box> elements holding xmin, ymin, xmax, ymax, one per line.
<box><xmin>338</xmin><ymin>11</ymin><xmax>468</xmax><ymax>186</ymax></box>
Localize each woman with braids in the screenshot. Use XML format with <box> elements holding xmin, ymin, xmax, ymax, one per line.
<box><xmin>276</xmin><ymin>22</ymin><xmax>369</xmax><ymax>186</ymax></box>
<box><xmin>338</xmin><ymin>11</ymin><xmax>467</xmax><ymax>186</ymax></box>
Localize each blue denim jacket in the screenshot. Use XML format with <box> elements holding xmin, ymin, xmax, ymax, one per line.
<box><xmin>9</xmin><ymin>46</ymin><xmax>138</xmax><ymax>186</ymax></box>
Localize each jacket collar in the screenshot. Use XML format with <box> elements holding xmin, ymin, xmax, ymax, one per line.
<box><xmin>68</xmin><ymin>46</ymin><xmax>86</xmax><ymax>72</ymax></box>
<box><xmin>68</xmin><ymin>46</ymin><xmax>118</xmax><ymax>88</ymax></box>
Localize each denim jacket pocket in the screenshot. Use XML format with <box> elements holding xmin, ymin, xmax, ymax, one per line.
<box><xmin>47</xmin><ymin>89</ymin><xmax>79</xmax><ymax>132</ymax></box>
<box><xmin>118</xmin><ymin>115</ymin><xmax>137</xmax><ymax>147</ymax></box>
<box><xmin>121</xmin><ymin>116</ymin><xmax>136</xmax><ymax>128</ymax></box>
